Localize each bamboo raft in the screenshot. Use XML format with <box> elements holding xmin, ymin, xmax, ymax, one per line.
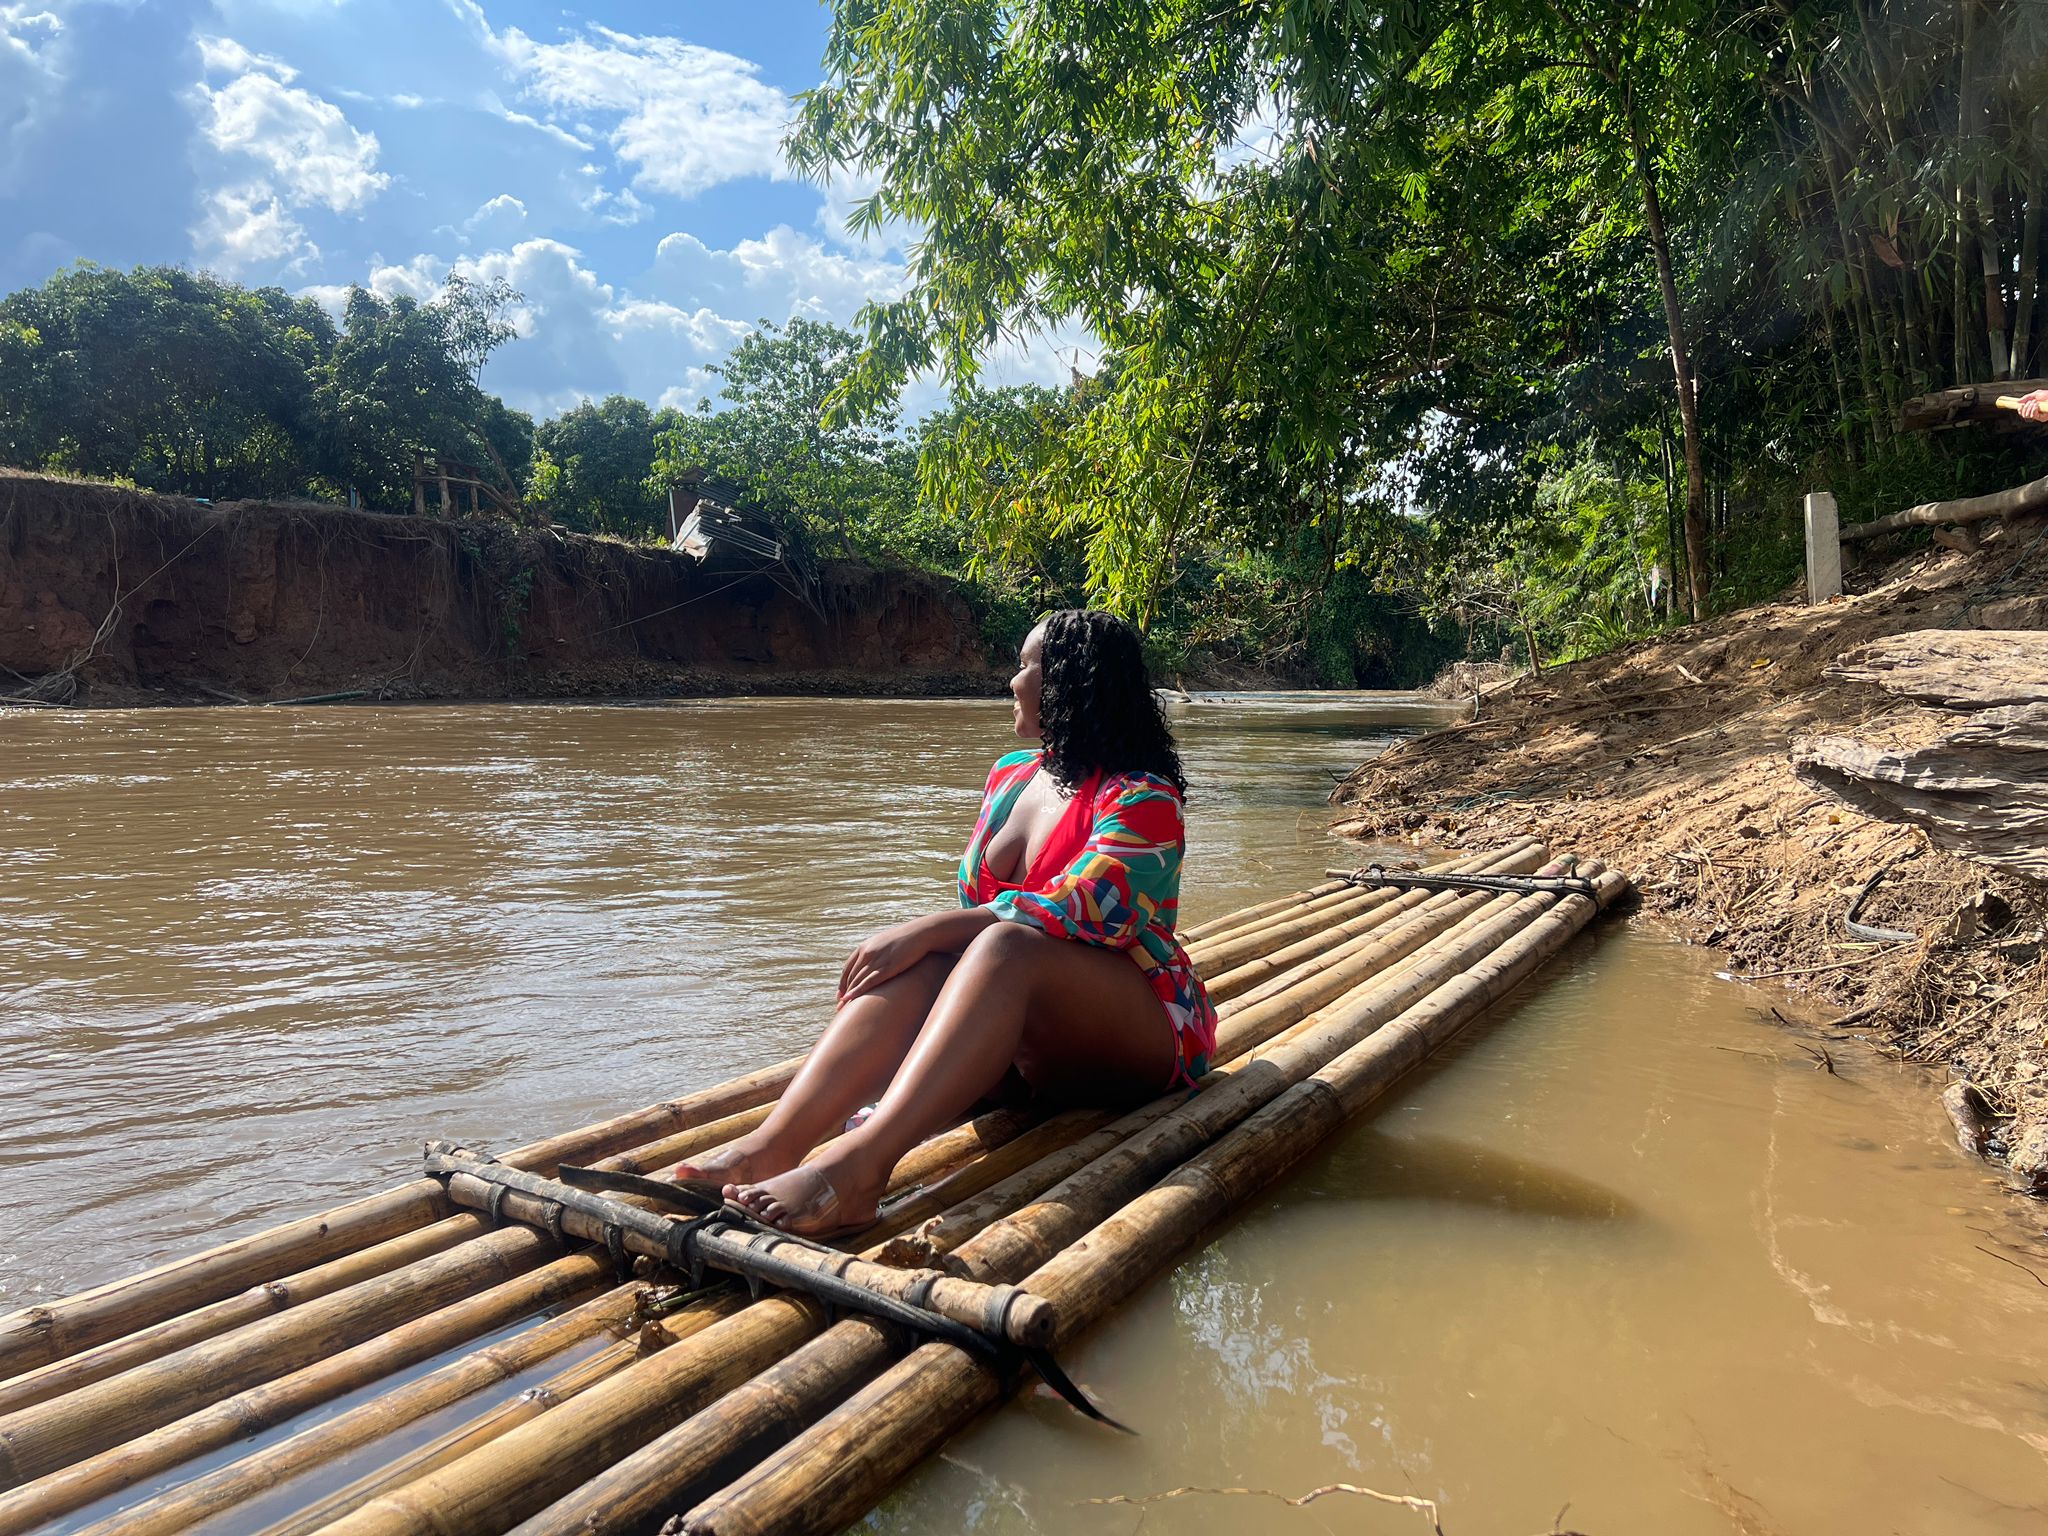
<box><xmin>0</xmin><ymin>840</ymin><xmax>1629</xmax><ymax>1536</ymax></box>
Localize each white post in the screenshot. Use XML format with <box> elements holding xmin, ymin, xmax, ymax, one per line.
<box><xmin>1804</xmin><ymin>491</ymin><xmax>1842</xmax><ymax>603</ymax></box>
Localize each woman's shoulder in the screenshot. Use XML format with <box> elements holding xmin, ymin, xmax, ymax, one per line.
<box><xmin>981</xmin><ymin>748</ymin><xmax>1042</xmax><ymax>791</ymax></box>
<box><xmin>1094</xmin><ymin>766</ymin><xmax>1184</xmax><ymax>806</ymax></box>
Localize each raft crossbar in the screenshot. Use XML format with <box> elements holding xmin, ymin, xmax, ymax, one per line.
<box><xmin>422</xmin><ymin>1144</ymin><xmax>1123</xmax><ymax>1427</ymax></box>
<box><xmin>1327</xmin><ymin>864</ymin><xmax>1602</xmax><ymax>899</ymax></box>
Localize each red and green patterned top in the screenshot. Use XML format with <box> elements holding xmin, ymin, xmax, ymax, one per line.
<box><xmin>958</xmin><ymin>748</ymin><xmax>1217</xmax><ymax>1082</ymax></box>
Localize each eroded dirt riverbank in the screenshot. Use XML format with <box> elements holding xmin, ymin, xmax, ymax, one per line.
<box><xmin>1334</xmin><ymin>532</ymin><xmax>2048</xmax><ymax>1190</ymax></box>
<box><xmin>0</xmin><ymin>470</ymin><xmax>1002</xmax><ymax>707</ymax></box>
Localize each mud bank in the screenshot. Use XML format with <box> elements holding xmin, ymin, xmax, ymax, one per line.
<box><xmin>1333</xmin><ymin>531</ymin><xmax>2048</xmax><ymax>1189</ymax></box>
<box><xmin>0</xmin><ymin>471</ymin><xmax>1003</xmax><ymax>706</ymax></box>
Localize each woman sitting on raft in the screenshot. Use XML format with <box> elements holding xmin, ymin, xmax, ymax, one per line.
<box><xmin>679</xmin><ymin>607</ymin><xmax>1217</xmax><ymax>1238</ymax></box>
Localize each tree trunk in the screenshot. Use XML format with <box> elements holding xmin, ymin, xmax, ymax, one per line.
<box><xmin>1979</xmin><ymin>167</ymin><xmax>2011</xmax><ymax>376</ymax></box>
<box><xmin>1955</xmin><ymin>0</ymin><xmax>1980</xmax><ymax>385</ymax></box>
<box><xmin>2015</xmin><ymin>156</ymin><xmax>2043</xmax><ymax>376</ymax></box>
<box><xmin>1626</xmin><ymin>107</ymin><xmax>1710</xmax><ymax>618</ymax></box>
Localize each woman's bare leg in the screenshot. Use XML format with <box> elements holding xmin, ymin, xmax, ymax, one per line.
<box><xmin>675</xmin><ymin>952</ymin><xmax>955</xmax><ymax>1186</ymax></box>
<box><xmin>732</xmin><ymin>925</ymin><xmax>1173</xmax><ymax>1233</ymax></box>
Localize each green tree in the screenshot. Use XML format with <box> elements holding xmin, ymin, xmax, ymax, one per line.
<box><xmin>313</xmin><ymin>280</ymin><xmax>524</xmax><ymax>511</ymax></box>
<box><xmin>647</xmin><ymin>317</ymin><xmax>918</xmax><ymax>560</ymax></box>
<box><xmin>531</xmin><ymin>395</ymin><xmax>669</xmax><ymax>535</ymax></box>
<box><xmin>0</xmin><ymin>262</ymin><xmax>334</xmax><ymax>498</ymax></box>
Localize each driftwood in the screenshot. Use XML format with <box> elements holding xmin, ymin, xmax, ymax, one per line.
<box><xmin>1824</xmin><ymin>630</ymin><xmax>2048</xmax><ymax>709</ymax></box>
<box><xmin>1839</xmin><ymin>472</ymin><xmax>2048</xmax><ymax>542</ymax></box>
<box><xmin>1792</xmin><ymin>704</ymin><xmax>2048</xmax><ymax>882</ymax></box>
<box><xmin>1898</xmin><ymin>377</ymin><xmax>2048</xmax><ymax>433</ymax></box>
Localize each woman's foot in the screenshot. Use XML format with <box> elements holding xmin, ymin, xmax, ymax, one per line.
<box><xmin>730</xmin><ymin>1163</ymin><xmax>883</xmax><ymax>1241</ymax></box>
<box><xmin>673</xmin><ymin>1131</ymin><xmax>801</xmax><ymax>1191</ymax></box>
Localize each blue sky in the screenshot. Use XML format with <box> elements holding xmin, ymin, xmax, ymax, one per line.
<box><xmin>0</xmin><ymin>0</ymin><xmax>1077</xmax><ymax>418</ymax></box>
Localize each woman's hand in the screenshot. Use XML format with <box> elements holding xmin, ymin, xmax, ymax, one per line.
<box><xmin>2015</xmin><ymin>389</ymin><xmax>2048</xmax><ymax>422</ymax></box>
<box><xmin>838</xmin><ymin>910</ymin><xmax>999</xmax><ymax>1004</ymax></box>
<box><xmin>838</xmin><ymin>918</ymin><xmax>940</xmax><ymax>1004</ymax></box>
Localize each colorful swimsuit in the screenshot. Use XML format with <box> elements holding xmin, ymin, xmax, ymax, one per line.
<box><xmin>958</xmin><ymin>748</ymin><xmax>1217</xmax><ymax>1086</ymax></box>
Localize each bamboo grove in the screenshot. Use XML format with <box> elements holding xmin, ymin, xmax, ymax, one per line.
<box><xmin>796</xmin><ymin>0</ymin><xmax>2048</xmax><ymax>643</ymax></box>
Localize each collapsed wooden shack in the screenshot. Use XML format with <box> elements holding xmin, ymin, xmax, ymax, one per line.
<box><xmin>0</xmin><ymin>846</ymin><xmax>1628</xmax><ymax>1536</ymax></box>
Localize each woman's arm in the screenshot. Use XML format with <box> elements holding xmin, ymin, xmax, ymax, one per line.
<box><xmin>839</xmin><ymin>908</ymin><xmax>1000</xmax><ymax>1001</ymax></box>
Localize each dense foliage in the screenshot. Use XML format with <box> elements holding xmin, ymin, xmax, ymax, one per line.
<box><xmin>0</xmin><ymin>264</ymin><xmax>528</xmax><ymax>509</ymax></box>
<box><xmin>793</xmin><ymin>0</ymin><xmax>2048</xmax><ymax>658</ymax></box>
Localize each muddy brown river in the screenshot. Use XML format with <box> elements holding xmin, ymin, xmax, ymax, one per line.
<box><xmin>3</xmin><ymin>697</ymin><xmax>2046</xmax><ymax>1533</ymax></box>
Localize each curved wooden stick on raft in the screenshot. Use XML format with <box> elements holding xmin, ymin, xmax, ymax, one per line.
<box><xmin>424</xmin><ymin>1149</ymin><xmax>1059</xmax><ymax>1351</ymax></box>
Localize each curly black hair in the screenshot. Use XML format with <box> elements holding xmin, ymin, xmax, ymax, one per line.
<box><xmin>1035</xmin><ymin>608</ymin><xmax>1186</xmax><ymax>796</ymax></box>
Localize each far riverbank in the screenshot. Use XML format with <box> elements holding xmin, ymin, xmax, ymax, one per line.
<box><xmin>0</xmin><ymin>470</ymin><xmax>1004</xmax><ymax>708</ymax></box>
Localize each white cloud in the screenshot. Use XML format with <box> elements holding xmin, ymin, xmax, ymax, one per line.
<box><xmin>195</xmin><ymin>33</ymin><xmax>295</xmax><ymax>82</ymax></box>
<box><xmin>455</xmin><ymin>3</ymin><xmax>791</xmax><ymax>199</ymax></box>
<box><xmin>192</xmin><ymin>182</ymin><xmax>316</xmax><ymax>274</ymax></box>
<box><xmin>1</xmin><ymin>3</ymin><xmax>61</xmax><ymax>64</ymax></box>
<box><xmin>461</xmin><ymin>192</ymin><xmax>525</xmax><ymax>239</ymax></box>
<box><xmin>305</xmin><ymin>239</ymin><xmax>752</xmax><ymax>417</ymax></box>
<box><xmin>196</xmin><ymin>57</ymin><xmax>389</xmax><ymax>212</ymax></box>
<box><xmin>1</xmin><ymin>4</ymin><xmax>68</xmax><ymax>179</ymax></box>
<box><xmin>650</xmin><ymin>224</ymin><xmax>906</xmax><ymax>328</ymax></box>
<box><xmin>478</xmin><ymin>92</ymin><xmax>592</xmax><ymax>151</ymax></box>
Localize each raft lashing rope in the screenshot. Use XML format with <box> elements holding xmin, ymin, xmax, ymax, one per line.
<box><xmin>423</xmin><ymin>1143</ymin><xmax>1129</xmax><ymax>1431</ymax></box>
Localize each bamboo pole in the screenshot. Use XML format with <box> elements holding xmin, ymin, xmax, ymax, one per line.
<box><xmin>1185</xmin><ymin>841</ymin><xmax>1540</xmax><ymax>977</ymax></box>
<box><xmin>1201</xmin><ymin>843</ymin><xmax>1545</xmax><ymax>1014</ymax></box>
<box><xmin>57</xmin><ymin>1109</ymin><xmax>1068</xmax><ymax>1536</ymax></box>
<box><xmin>0</xmin><ymin>1058</ymin><xmax>805</xmax><ymax>1380</ymax></box>
<box><xmin>0</xmin><ymin>1252</ymin><xmax>615</xmax><ymax>1534</ymax></box>
<box><xmin>677</xmin><ymin>870</ymin><xmax>1630</xmax><ymax>1536</ymax></box>
<box><xmin>1183</xmin><ymin>884</ymin><xmax>1403</xmax><ymax>972</ymax></box>
<box><xmin>68</xmin><ymin>1287</ymin><xmax>657</xmax><ymax>1536</ymax></box>
<box><xmin>0</xmin><ymin>1219</ymin><xmax>479</xmax><ymax>1417</ymax></box>
<box><xmin>319</xmin><ymin>855</ymin><xmax>1568</xmax><ymax>1536</ymax></box>
<box><xmin>247</xmin><ymin>1296</ymin><xmax>751</xmax><ymax>1536</ymax></box>
<box><xmin>1176</xmin><ymin>878</ymin><xmax>1346</xmax><ymax>942</ymax></box>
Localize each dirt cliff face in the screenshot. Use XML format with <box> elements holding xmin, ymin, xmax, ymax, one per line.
<box><xmin>0</xmin><ymin>472</ymin><xmax>1004</xmax><ymax>704</ymax></box>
